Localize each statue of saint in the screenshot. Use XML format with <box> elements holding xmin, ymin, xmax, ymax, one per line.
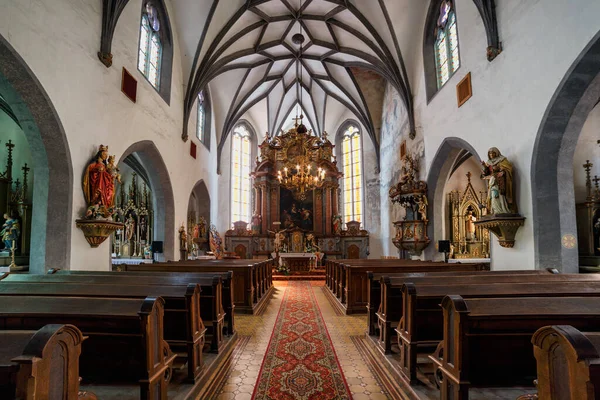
<box><xmin>251</xmin><ymin>213</ymin><xmax>262</xmax><ymax>234</ymax></box>
<box><xmin>178</xmin><ymin>225</ymin><xmax>187</xmax><ymax>252</ymax></box>
<box><xmin>125</xmin><ymin>216</ymin><xmax>135</xmax><ymax>242</ymax></box>
<box><xmin>82</xmin><ymin>145</ymin><xmax>117</xmax><ymax>218</ymax></box>
<box><xmin>481</xmin><ymin>147</ymin><xmax>517</xmax><ymax>215</ymax></box>
<box><xmin>332</xmin><ymin>214</ymin><xmax>342</xmax><ymax>235</ymax></box>
<box><xmin>1</xmin><ymin>213</ymin><xmax>19</xmax><ymax>251</ymax></box>
<box><xmin>198</xmin><ymin>216</ymin><xmax>207</xmax><ymax>239</ymax></box>
<box><xmin>465</xmin><ymin>210</ymin><xmax>477</xmax><ymax>241</ymax></box>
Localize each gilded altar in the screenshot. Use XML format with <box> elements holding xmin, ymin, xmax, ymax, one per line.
<box><xmin>225</xmin><ymin>122</ymin><xmax>369</xmax><ymax>259</ymax></box>
<box><xmin>446</xmin><ymin>172</ymin><xmax>490</xmax><ymax>259</ymax></box>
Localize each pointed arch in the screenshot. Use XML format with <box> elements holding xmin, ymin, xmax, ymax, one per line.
<box><xmin>425</xmin><ymin>137</ymin><xmax>482</xmax><ymax>260</ymax></box>
<box><xmin>118</xmin><ymin>140</ymin><xmax>175</xmax><ymax>261</ymax></box>
<box><xmin>0</xmin><ymin>34</ymin><xmax>73</xmax><ymax>273</ymax></box>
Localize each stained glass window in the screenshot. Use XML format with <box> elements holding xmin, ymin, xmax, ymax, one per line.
<box><xmin>435</xmin><ymin>1</ymin><xmax>460</xmax><ymax>88</ymax></box>
<box><xmin>342</xmin><ymin>125</ymin><xmax>363</xmax><ymax>224</ymax></box>
<box><xmin>197</xmin><ymin>91</ymin><xmax>205</xmax><ymax>142</ymax></box>
<box><xmin>231</xmin><ymin>124</ymin><xmax>252</xmax><ymax>225</ymax></box>
<box><xmin>138</xmin><ymin>5</ymin><xmax>162</xmax><ymax>89</ymax></box>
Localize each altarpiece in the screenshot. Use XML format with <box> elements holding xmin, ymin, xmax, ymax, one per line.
<box><xmin>225</xmin><ymin>124</ymin><xmax>369</xmax><ymax>264</ymax></box>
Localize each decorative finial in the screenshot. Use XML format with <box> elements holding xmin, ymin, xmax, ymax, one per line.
<box><xmin>466</xmin><ymin>171</ymin><xmax>472</xmax><ymax>183</ymax></box>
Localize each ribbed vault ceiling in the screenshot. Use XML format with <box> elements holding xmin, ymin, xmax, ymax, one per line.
<box><xmin>177</xmin><ymin>0</ymin><xmax>425</xmax><ymax>171</ymax></box>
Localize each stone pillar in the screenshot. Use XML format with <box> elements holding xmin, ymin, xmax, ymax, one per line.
<box><xmin>270</xmin><ymin>185</ymin><xmax>279</xmax><ymax>229</ymax></box>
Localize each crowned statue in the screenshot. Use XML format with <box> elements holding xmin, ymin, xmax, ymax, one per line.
<box><xmin>82</xmin><ymin>145</ymin><xmax>119</xmax><ymax>219</ymax></box>
<box><xmin>481</xmin><ymin>147</ymin><xmax>517</xmax><ymax>215</ymax></box>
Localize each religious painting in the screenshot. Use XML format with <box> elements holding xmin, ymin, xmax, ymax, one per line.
<box><xmin>280</xmin><ymin>187</ymin><xmax>313</xmax><ymax>231</ymax></box>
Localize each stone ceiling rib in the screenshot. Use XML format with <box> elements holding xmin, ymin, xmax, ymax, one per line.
<box><xmin>185</xmin><ymin>0</ymin><xmax>417</xmax><ymax>173</ymax></box>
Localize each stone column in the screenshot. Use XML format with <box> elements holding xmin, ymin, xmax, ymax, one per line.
<box><xmin>314</xmin><ymin>189</ymin><xmax>323</xmax><ymax>235</ymax></box>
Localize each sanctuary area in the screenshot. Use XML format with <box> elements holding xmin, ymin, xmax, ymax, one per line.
<box><xmin>0</xmin><ymin>0</ymin><xmax>600</xmax><ymax>399</ymax></box>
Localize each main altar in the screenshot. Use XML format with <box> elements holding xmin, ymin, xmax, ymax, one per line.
<box><xmin>225</xmin><ymin>120</ymin><xmax>369</xmax><ymax>262</ymax></box>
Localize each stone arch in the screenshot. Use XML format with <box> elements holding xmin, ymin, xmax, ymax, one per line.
<box><xmin>118</xmin><ymin>140</ymin><xmax>175</xmax><ymax>261</ymax></box>
<box><xmin>425</xmin><ymin>137</ymin><xmax>482</xmax><ymax>260</ymax></box>
<box><xmin>531</xmin><ymin>29</ymin><xmax>600</xmax><ymax>273</ymax></box>
<box><xmin>217</xmin><ymin>119</ymin><xmax>258</xmax><ymax>174</ymax></box>
<box><xmin>0</xmin><ymin>34</ymin><xmax>73</xmax><ymax>273</ymax></box>
<box><xmin>188</xmin><ymin>179</ymin><xmax>211</xmax><ymax>229</ymax></box>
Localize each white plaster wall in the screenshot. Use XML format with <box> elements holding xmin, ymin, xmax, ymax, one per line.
<box><xmin>0</xmin><ymin>0</ymin><xmax>219</xmax><ymax>270</ymax></box>
<box><xmin>409</xmin><ymin>0</ymin><xmax>600</xmax><ymax>270</ymax></box>
<box><xmin>573</xmin><ymin>103</ymin><xmax>600</xmax><ymax>204</ymax></box>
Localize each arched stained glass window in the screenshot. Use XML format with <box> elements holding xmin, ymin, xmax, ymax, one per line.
<box><xmin>197</xmin><ymin>91</ymin><xmax>205</xmax><ymax>142</ymax></box>
<box><xmin>342</xmin><ymin>125</ymin><xmax>363</xmax><ymax>224</ymax></box>
<box><xmin>434</xmin><ymin>1</ymin><xmax>460</xmax><ymax>88</ymax></box>
<box><xmin>231</xmin><ymin>124</ymin><xmax>252</xmax><ymax>225</ymax></box>
<box><xmin>138</xmin><ymin>4</ymin><xmax>162</xmax><ymax>89</ymax></box>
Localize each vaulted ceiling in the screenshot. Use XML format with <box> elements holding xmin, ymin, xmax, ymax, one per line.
<box><xmin>171</xmin><ymin>0</ymin><xmax>429</xmax><ymax>170</ymax></box>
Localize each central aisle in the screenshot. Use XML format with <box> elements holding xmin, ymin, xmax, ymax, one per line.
<box><xmin>252</xmin><ymin>281</ymin><xmax>351</xmax><ymax>399</ymax></box>
<box><xmin>210</xmin><ymin>281</ymin><xmax>392</xmax><ymax>400</ymax></box>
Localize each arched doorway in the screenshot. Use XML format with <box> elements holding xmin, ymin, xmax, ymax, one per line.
<box><xmin>0</xmin><ymin>34</ymin><xmax>73</xmax><ymax>273</ymax></box>
<box><xmin>187</xmin><ymin>180</ymin><xmax>211</xmax><ymax>255</ymax></box>
<box><xmin>117</xmin><ymin>141</ymin><xmax>175</xmax><ymax>261</ymax></box>
<box><xmin>425</xmin><ymin>137</ymin><xmax>482</xmax><ymax>261</ymax></box>
<box><xmin>531</xmin><ymin>29</ymin><xmax>600</xmax><ymax>273</ymax></box>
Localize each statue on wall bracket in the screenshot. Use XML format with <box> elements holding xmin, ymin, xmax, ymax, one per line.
<box><xmin>389</xmin><ymin>152</ymin><xmax>430</xmax><ymax>256</ymax></box>
<box><xmin>474</xmin><ymin>147</ymin><xmax>525</xmax><ymax>248</ymax></box>
<box><xmin>76</xmin><ymin>144</ymin><xmax>124</xmax><ymax>248</ymax></box>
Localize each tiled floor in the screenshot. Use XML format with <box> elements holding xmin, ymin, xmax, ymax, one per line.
<box><xmin>212</xmin><ymin>281</ymin><xmax>392</xmax><ymax>400</ymax></box>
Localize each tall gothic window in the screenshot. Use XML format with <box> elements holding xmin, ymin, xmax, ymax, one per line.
<box><xmin>434</xmin><ymin>1</ymin><xmax>460</xmax><ymax>88</ymax></box>
<box><xmin>197</xmin><ymin>91</ymin><xmax>206</xmax><ymax>142</ymax></box>
<box><xmin>341</xmin><ymin>125</ymin><xmax>363</xmax><ymax>224</ymax></box>
<box><xmin>231</xmin><ymin>124</ymin><xmax>252</xmax><ymax>225</ymax></box>
<box><xmin>138</xmin><ymin>4</ymin><xmax>162</xmax><ymax>89</ymax></box>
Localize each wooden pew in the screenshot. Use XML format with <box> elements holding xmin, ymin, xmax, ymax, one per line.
<box><xmin>0</xmin><ymin>324</ymin><xmax>84</xmax><ymax>400</ymax></box>
<box><xmin>0</xmin><ymin>295</ymin><xmax>173</xmax><ymax>400</ymax></box>
<box><xmin>532</xmin><ymin>325</ymin><xmax>600</xmax><ymax>400</ymax></box>
<box><xmin>397</xmin><ymin>279</ymin><xmax>600</xmax><ymax>383</ymax></box>
<box><xmin>433</xmin><ymin>296</ymin><xmax>600</xmax><ymax>400</ymax></box>
<box><xmin>113</xmin><ymin>260</ymin><xmax>273</xmax><ymax>314</ymax></box>
<box><xmin>0</xmin><ymin>280</ymin><xmax>205</xmax><ymax>382</ymax></box>
<box><xmin>366</xmin><ymin>269</ymin><xmax>558</xmax><ymax>339</ymax></box>
<box><xmin>3</xmin><ymin>272</ymin><xmax>227</xmax><ymax>355</ymax></box>
<box><xmin>50</xmin><ymin>269</ymin><xmax>236</xmax><ymax>336</ymax></box>
<box><xmin>325</xmin><ymin>259</ymin><xmax>489</xmax><ymax>314</ymax></box>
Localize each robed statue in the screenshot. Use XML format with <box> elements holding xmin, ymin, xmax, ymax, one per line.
<box><xmin>481</xmin><ymin>147</ymin><xmax>517</xmax><ymax>215</ymax></box>
<box><xmin>1</xmin><ymin>213</ymin><xmax>20</xmax><ymax>250</ymax></box>
<box><xmin>83</xmin><ymin>145</ymin><xmax>118</xmax><ymax>218</ymax></box>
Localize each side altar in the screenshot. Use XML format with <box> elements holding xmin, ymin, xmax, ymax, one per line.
<box><xmin>225</xmin><ymin>121</ymin><xmax>369</xmax><ymax>260</ymax></box>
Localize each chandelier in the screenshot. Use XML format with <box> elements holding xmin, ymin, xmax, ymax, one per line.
<box><xmin>277</xmin><ymin>151</ymin><xmax>326</xmax><ymax>200</ymax></box>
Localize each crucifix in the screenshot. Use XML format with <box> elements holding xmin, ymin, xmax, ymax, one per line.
<box><xmin>292</xmin><ymin>115</ymin><xmax>303</xmax><ymax>126</ymax></box>
<box><xmin>584</xmin><ymin>160</ymin><xmax>593</xmax><ymax>201</ymax></box>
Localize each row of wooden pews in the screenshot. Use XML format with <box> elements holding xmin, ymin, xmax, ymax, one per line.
<box><xmin>0</xmin><ymin>324</ymin><xmax>86</xmax><ymax>399</ymax></box>
<box><xmin>0</xmin><ymin>258</ymin><xmax>275</xmax><ymax>399</ymax></box>
<box><xmin>361</xmin><ymin>264</ymin><xmax>600</xmax><ymax>399</ymax></box>
<box><xmin>113</xmin><ymin>259</ymin><xmax>274</xmax><ymax>315</ymax></box>
<box><xmin>324</xmin><ymin>259</ymin><xmax>489</xmax><ymax>314</ymax></box>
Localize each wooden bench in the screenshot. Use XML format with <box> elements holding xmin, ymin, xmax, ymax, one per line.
<box><xmin>113</xmin><ymin>260</ymin><xmax>273</xmax><ymax>315</ymax></box>
<box><xmin>532</xmin><ymin>325</ymin><xmax>600</xmax><ymax>400</ymax></box>
<box><xmin>326</xmin><ymin>260</ymin><xmax>489</xmax><ymax>315</ymax></box>
<box><xmin>433</xmin><ymin>296</ymin><xmax>600</xmax><ymax>400</ymax></box>
<box><xmin>0</xmin><ymin>295</ymin><xmax>173</xmax><ymax>400</ymax></box>
<box><xmin>51</xmin><ymin>269</ymin><xmax>236</xmax><ymax>336</ymax></box>
<box><xmin>0</xmin><ymin>280</ymin><xmax>205</xmax><ymax>382</ymax></box>
<box><xmin>366</xmin><ymin>269</ymin><xmax>558</xmax><ymax>339</ymax></box>
<box><xmin>0</xmin><ymin>324</ymin><xmax>84</xmax><ymax>400</ymax></box>
<box><xmin>3</xmin><ymin>272</ymin><xmax>228</xmax><ymax>355</ymax></box>
<box><xmin>397</xmin><ymin>279</ymin><xmax>600</xmax><ymax>384</ymax></box>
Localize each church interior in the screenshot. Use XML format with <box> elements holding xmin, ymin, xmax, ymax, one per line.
<box><xmin>1</xmin><ymin>0</ymin><xmax>600</xmax><ymax>399</ymax></box>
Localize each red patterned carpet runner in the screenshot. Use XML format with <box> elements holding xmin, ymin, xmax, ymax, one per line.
<box><xmin>252</xmin><ymin>281</ymin><xmax>351</xmax><ymax>400</ymax></box>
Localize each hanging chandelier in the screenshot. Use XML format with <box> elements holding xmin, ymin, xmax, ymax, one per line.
<box><xmin>277</xmin><ymin>150</ymin><xmax>326</xmax><ymax>200</ymax></box>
